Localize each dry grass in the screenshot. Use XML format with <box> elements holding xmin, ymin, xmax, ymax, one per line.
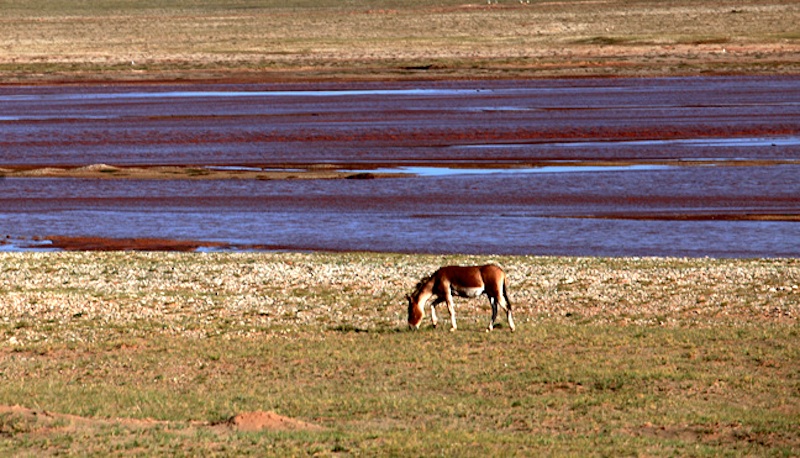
<box><xmin>1</xmin><ymin>0</ymin><xmax>798</xmax><ymax>82</ymax></box>
<box><xmin>1</xmin><ymin>252</ymin><xmax>798</xmax><ymax>455</ymax></box>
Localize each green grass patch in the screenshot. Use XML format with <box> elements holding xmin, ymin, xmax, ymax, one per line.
<box><xmin>1</xmin><ymin>252</ymin><xmax>798</xmax><ymax>454</ymax></box>
<box><xmin>2</xmin><ymin>325</ymin><xmax>799</xmax><ymax>454</ymax></box>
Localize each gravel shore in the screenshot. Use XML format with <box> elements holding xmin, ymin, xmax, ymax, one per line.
<box><xmin>2</xmin><ymin>253</ymin><xmax>798</xmax><ymax>345</ymax></box>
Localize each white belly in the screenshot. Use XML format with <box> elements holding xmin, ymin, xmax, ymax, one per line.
<box><xmin>452</xmin><ymin>285</ymin><xmax>484</xmax><ymax>298</ymax></box>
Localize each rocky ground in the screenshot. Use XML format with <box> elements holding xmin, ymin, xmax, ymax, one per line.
<box><xmin>2</xmin><ymin>252</ymin><xmax>797</xmax><ymax>346</ymax></box>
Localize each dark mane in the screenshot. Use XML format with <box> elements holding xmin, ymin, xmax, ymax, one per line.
<box><xmin>411</xmin><ymin>275</ymin><xmax>432</xmax><ymax>297</ymax></box>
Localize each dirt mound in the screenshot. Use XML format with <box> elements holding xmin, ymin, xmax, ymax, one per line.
<box><xmin>226</xmin><ymin>411</ymin><xmax>324</xmax><ymax>432</ymax></box>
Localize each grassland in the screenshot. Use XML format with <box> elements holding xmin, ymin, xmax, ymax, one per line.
<box><xmin>1</xmin><ymin>252</ymin><xmax>798</xmax><ymax>455</ymax></box>
<box><xmin>1</xmin><ymin>0</ymin><xmax>798</xmax><ymax>82</ymax></box>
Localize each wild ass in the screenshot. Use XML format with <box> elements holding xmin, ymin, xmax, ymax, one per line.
<box><xmin>407</xmin><ymin>264</ymin><xmax>515</xmax><ymax>332</ymax></box>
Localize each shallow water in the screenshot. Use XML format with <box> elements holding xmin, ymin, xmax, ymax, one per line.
<box><xmin>360</xmin><ymin>164</ymin><xmax>676</xmax><ymax>176</ymax></box>
<box><xmin>2</xmin><ymin>162</ymin><xmax>799</xmax><ymax>257</ymax></box>
<box><xmin>1</xmin><ymin>76</ymin><xmax>799</xmax><ymax>257</ymax></box>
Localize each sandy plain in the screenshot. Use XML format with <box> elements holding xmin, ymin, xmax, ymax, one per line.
<box><xmin>1</xmin><ymin>0</ymin><xmax>798</xmax><ymax>83</ymax></box>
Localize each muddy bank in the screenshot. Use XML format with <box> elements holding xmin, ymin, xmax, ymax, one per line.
<box><xmin>0</xmin><ymin>163</ymin><xmax>396</xmax><ymax>181</ymax></box>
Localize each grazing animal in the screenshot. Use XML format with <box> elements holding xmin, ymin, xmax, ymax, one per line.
<box><xmin>406</xmin><ymin>264</ymin><xmax>515</xmax><ymax>332</ymax></box>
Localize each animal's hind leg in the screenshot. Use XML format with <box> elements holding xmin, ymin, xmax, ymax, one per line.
<box><xmin>504</xmin><ymin>297</ymin><xmax>516</xmax><ymax>332</ymax></box>
<box><xmin>506</xmin><ymin>308</ymin><xmax>516</xmax><ymax>332</ymax></box>
<box><xmin>487</xmin><ymin>297</ymin><xmax>499</xmax><ymax>332</ymax></box>
<box><xmin>502</xmin><ymin>283</ymin><xmax>516</xmax><ymax>332</ymax></box>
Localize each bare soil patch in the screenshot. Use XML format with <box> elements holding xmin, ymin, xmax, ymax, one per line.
<box><xmin>0</xmin><ymin>404</ymin><xmax>323</xmax><ymax>436</ymax></box>
<box><xmin>223</xmin><ymin>411</ymin><xmax>325</xmax><ymax>432</ymax></box>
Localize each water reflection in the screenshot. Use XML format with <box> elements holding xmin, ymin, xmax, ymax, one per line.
<box><xmin>458</xmin><ymin>136</ymin><xmax>800</xmax><ymax>149</ymax></box>
<box><xmin>359</xmin><ymin>165</ymin><xmax>674</xmax><ymax>177</ymax></box>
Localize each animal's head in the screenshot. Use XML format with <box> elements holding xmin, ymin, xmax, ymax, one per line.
<box><xmin>406</xmin><ymin>294</ymin><xmax>423</xmax><ymax>330</ymax></box>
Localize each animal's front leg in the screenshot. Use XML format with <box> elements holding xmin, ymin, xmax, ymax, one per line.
<box><xmin>430</xmin><ymin>298</ymin><xmax>445</xmax><ymax>328</ymax></box>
